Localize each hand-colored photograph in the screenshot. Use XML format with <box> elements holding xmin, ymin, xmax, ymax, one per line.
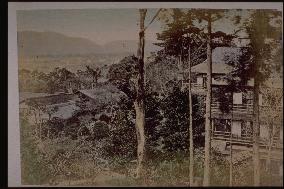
<box><xmin>16</xmin><ymin>6</ymin><xmax>282</xmax><ymax>187</ymax></box>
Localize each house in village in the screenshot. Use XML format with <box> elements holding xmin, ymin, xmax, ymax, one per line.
<box><xmin>19</xmin><ymin>92</ymin><xmax>79</xmax><ymax>125</ymax></box>
<box><xmin>182</xmin><ymin>47</ymin><xmax>283</xmax><ymax>176</ymax></box>
<box><xmin>19</xmin><ymin>82</ymin><xmax>126</xmax><ymax>139</ymax></box>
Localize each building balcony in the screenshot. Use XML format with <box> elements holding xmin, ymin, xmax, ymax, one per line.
<box><xmin>211</xmin><ymin>102</ymin><xmax>254</xmax><ymax>119</ymax></box>
<box><xmin>212</xmin><ymin>130</ymin><xmax>283</xmax><ymax>149</ymax></box>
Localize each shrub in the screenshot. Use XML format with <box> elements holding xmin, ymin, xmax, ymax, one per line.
<box><xmin>20</xmin><ymin>118</ymin><xmax>53</xmax><ymax>185</ymax></box>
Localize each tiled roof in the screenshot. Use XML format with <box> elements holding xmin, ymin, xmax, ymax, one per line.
<box><xmin>191</xmin><ymin>61</ymin><xmax>234</xmax><ymax>74</ymax></box>
<box><xmin>191</xmin><ymin>47</ymin><xmax>242</xmax><ymax>74</ymax></box>
<box><xmin>78</xmin><ymin>83</ymin><xmax>126</xmax><ymax>103</ymax></box>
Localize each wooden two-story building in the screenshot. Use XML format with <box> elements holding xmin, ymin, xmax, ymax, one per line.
<box><xmin>182</xmin><ymin>47</ymin><xmax>283</xmax><ymax>175</ymax></box>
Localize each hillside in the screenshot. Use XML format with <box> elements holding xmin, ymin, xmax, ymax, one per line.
<box><xmin>103</xmin><ymin>40</ymin><xmax>159</xmax><ymax>54</ymax></box>
<box><xmin>18</xmin><ymin>31</ymin><xmax>103</xmax><ymax>56</ymax></box>
<box><xmin>17</xmin><ymin>31</ymin><xmax>160</xmax><ymax>57</ymax></box>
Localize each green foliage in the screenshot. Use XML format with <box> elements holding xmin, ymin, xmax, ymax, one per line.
<box><xmin>145</xmin><ymin>93</ymin><xmax>163</xmax><ymax>157</ymax></box>
<box><xmin>210</xmin><ymin>150</ymin><xmax>230</xmax><ymax>186</ymax></box>
<box><xmin>19</xmin><ymin>67</ymin><xmax>78</xmax><ymax>93</ymax></box>
<box><xmin>107</xmin><ymin>55</ymin><xmax>138</xmax><ymax>99</ymax></box>
<box><xmin>160</xmin><ymin>86</ymin><xmax>189</xmax><ymax>153</ymax></box>
<box><xmin>156</xmin><ymin>9</ymin><xmax>206</xmax><ymax>63</ymax></box>
<box><xmin>144</xmin><ymin>153</ymin><xmax>191</xmax><ymax>186</ymax></box>
<box><xmin>105</xmin><ymin>98</ymin><xmax>137</xmax><ymax>159</ymax></box>
<box><xmin>20</xmin><ymin>118</ymin><xmax>53</xmax><ymax>185</ymax></box>
<box><xmin>156</xmin><ymin>9</ymin><xmax>236</xmax><ymax>65</ymax></box>
<box><xmin>226</xmin><ymin>9</ymin><xmax>282</xmax><ymax>89</ymax></box>
<box><xmin>93</xmin><ymin>121</ymin><xmax>110</xmax><ymax>139</ymax></box>
<box><xmin>158</xmin><ymin>85</ymin><xmax>205</xmax><ymax>153</ymax></box>
<box><xmin>145</xmin><ymin>54</ymin><xmax>179</xmax><ymax>95</ymax></box>
<box><xmin>43</xmin><ymin>118</ymin><xmax>65</xmax><ymax>139</ymax></box>
<box><xmin>47</xmin><ymin>67</ymin><xmax>77</xmax><ymax>93</ymax></box>
<box><xmin>86</xmin><ymin>65</ymin><xmax>101</xmax><ymax>83</ymax></box>
<box><xmin>19</xmin><ymin>69</ymin><xmax>48</xmax><ymax>93</ymax></box>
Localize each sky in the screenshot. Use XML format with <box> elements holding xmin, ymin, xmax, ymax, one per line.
<box><xmin>16</xmin><ymin>9</ymin><xmax>256</xmax><ymax>46</ymax></box>
<box><xmin>17</xmin><ymin>9</ymin><xmax>163</xmax><ymax>45</ymax></box>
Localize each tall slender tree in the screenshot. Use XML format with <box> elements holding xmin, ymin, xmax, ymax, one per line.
<box><xmin>193</xmin><ymin>9</ymin><xmax>235</xmax><ymax>186</ymax></box>
<box><xmin>204</xmin><ymin>13</ymin><xmax>212</xmax><ymax>186</ymax></box>
<box><xmin>134</xmin><ymin>9</ymin><xmax>147</xmax><ymax>178</ymax></box>
<box><xmin>187</xmin><ymin>39</ymin><xmax>194</xmax><ymax>186</ymax></box>
<box><xmin>156</xmin><ymin>9</ymin><xmax>235</xmax><ymax>185</ymax></box>
<box><xmin>246</xmin><ymin>10</ymin><xmax>281</xmax><ymax>186</ymax></box>
<box><xmin>223</xmin><ymin>9</ymin><xmax>282</xmax><ymax>186</ymax></box>
<box><xmin>183</xmin><ymin>10</ymin><xmax>203</xmax><ymax>186</ymax></box>
<box><xmin>156</xmin><ymin>9</ymin><xmax>206</xmax><ymax>185</ymax></box>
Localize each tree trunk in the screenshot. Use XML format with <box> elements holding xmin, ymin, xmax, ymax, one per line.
<box><xmin>34</xmin><ymin>110</ymin><xmax>38</xmax><ymax>125</ymax></box>
<box><xmin>33</xmin><ymin>110</ymin><xmax>38</xmax><ymax>136</ymax></box>
<box><xmin>203</xmin><ymin>16</ymin><xmax>212</xmax><ymax>187</ymax></box>
<box><xmin>188</xmin><ymin>44</ymin><xmax>194</xmax><ymax>186</ymax></box>
<box><xmin>38</xmin><ymin>110</ymin><xmax>42</xmax><ymax>140</ymax></box>
<box><xmin>230</xmin><ymin>130</ymin><xmax>233</xmax><ymax>186</ymax></box>
<box><xmin>253</xmin><ymin>81</ymin><xmax>261</xmax><ymax>186</ymax></box>
<box><xmin>230</xmin><ymin>98</ymin><xmax>233</xmax><ymax>186</ymax></box>
<box><xmin>266</xmin><ymin>122</ymin><xmax>274</xmax><ymax>173</ymax></box>
<box><xmin>178</xmin><ymin>55</ymin><xmax>182</xmax><ymax>81</ymax></box>
<box><xmin>134</xmin><ymin>101</ymin><xmax>146</xmax><ymax>178</ymax></box>
<box><xmin>180</xmin><ymin>38</ymin><xmax>183</xmax><ymax>83</ymax></box>
<box><xmin>135</xmin><ymin>9</ymin><xmax>147</xmax><ymax>179</ymax></box>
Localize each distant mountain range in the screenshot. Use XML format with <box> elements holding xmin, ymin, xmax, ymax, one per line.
<box><xmin>17</xmin><ymin>31</ymin><xmax>160</xmax><ymax>56</ymax></box>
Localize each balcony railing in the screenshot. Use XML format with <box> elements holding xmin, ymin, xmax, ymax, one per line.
<box><xmin>192</xmin><ymin>83</ymin><xmax>206</xmax><ymax>89</ymax></box>
<box><xmin>212</xmin><ymin>102</ymin><xmax>254</xmax><ymax>115</ymax></box>
<box><xmin>212</xmin><ymin>130</ymin><xmax>283</xmax><ymax>149</ymax></box>
<box><xmin>182</xmin><ymin>82</ymin><xmax>282</xmax><ymax>116</ymax></box>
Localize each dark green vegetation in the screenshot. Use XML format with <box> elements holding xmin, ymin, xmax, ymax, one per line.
<box><xmin>21</xmin><ymin>115</ymin><xmax>282</xmax><ymax>186</ymax></box>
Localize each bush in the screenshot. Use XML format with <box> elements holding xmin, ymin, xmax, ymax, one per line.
<box><xmin>93</xmin><ymin>121</ymin><xmax>110</xmax><ymax>139</ymax></box>
<box><xmin>106</xmin><ymin>110</ymin><xmax>136</xmax><ymax>160</ymax></box>
<box><xmin>20</xmin><ymin>118</ymin><xmax>53</xmax><ymax>185</ymax></box>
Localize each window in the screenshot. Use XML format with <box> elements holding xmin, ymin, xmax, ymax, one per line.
<box><xmin>241</xmin><ymin>121</ymin><xmax>252</xmax><ymax>137</ymax></box>
<box><xmin>233</xmin><ymin>93</ymin><xmax>243</xmax><ymax>104</ymax></box>
<box><xmin>197</xmin><ymin>77</ymin><xmax>203</xmax><ymax>85</ymax></box>
<box><xmin>214</xmin><ymin>119</ymin><xmax>223</xmax><ymax>131</ymax></box>
<box><xmin>232</xmin><ymin>121</ymin><xmax>242</xmax><ymax>137</ymax></box>
<box><xmin>214</xmin><ymin>119</ymin><xmax>231</xmax><ymax>132</ymax></box>
<box><xmin>260</xmin><ymin>124</ymin><xmax>269</xmax><ymax>139</ymax></box>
